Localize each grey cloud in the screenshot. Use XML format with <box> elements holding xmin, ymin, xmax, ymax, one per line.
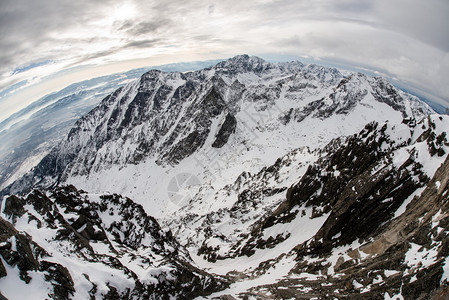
<box><xmin>65</xmin><ymin>38</ymin><xmax>163</xmax><ymax>67</ymax></box>
<box><xmin>149</xmin><ymin>0</ymin><xmax>203</xmax><ymax>13</ymax></box>
<box><xmin>331</xmin><ymin>0</ymin><xmax>373</xmax><ymax>14</ymax></box>
<box><xmin>193</xmin><ymin>34</ymin><xmax>214</xmax><ymax>41</ymax></box>
<box><xmin>124</xmin><ymin>39</ymin><xmax>162</xmax><ymax>48</ymax></box>
<box><xmin>275</xmin><ymin>35</ymin><xmax>302</xmax><ymax>48</ymax></box>
<box><xmin>0</xmin><ymin>1</ymin><xmax>107</xmax><ymax>41</ymax></box>
<box><xmin>80</xmin><ymin>49</ymin><xmax>120</xmax><ymax>61</ymax></box>
<box><xmin>0</xmin><ymin>0</ymin><xmax>448</xmax><ymax>108</ymax></box>
<box><xmin>0</xmin><ymin>0</ymin><xmax>114</xmax><ymax>72</ymax></box>
<box><xmin>117</xmin><ymin>20</ymin><xmax>171</xmax><ymax>36</ymax></box>
<box><xmin>208</xmin><ymin>4</ymin><xmax>215</xmax><ymax>14</ymax></box>
<box><xmin>0</xmin><ymin>0</ymin><xmax>204</xmax><ymax>74</ymax></box>
<box><xmin>373</xmin><ymin>0</ymin><xmax>449</xmax><ymax>52</ymax></box>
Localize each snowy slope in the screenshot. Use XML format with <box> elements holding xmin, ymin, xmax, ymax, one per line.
<box><xmin>168</xmin><ymin>115</ymin><xmax>448</xmax><ymax>260</ymax></box>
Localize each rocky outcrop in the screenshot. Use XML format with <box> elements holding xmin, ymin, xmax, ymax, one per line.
<box><xmin>252</xmin><ymin>152</ymin><xmax>449</xmax><ymax>300</ymax></box>
<box><xmin>0</xmin><ymin>216</ymin><xmax>75</xmax><ymax>299</ymax></box>
<box><xmin>0</xmin><ymin>185</ymin><xmax>229</xmax><ymax>299</ymax></box>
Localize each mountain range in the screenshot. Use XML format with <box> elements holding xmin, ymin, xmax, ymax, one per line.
<box><xmin>1</xmin><ymin>55</ymin><xmax>448</xmax><ymax>299</ymax></box>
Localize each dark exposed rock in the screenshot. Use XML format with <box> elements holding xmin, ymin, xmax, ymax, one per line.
<box><xmin>371</xmin><ymin>77</ymin><xmax>410</xmax><ymax>118</ymax></box>
<box><xmin>228</xmin><ymin>120</ymin><xmax>427</xmax><ymax>257</ymax></box>
<box><xmin>0</xmin><ymin>216</ymin><xmax>72</xmax><ymax>295</ymax></box>
<box><xmin>288</xmin><ymin>74</ymin><xmax>369</xmax><ymax>123</ymax></box>
<box><xmin>0</xmin><ymin>259</ymin><xmax>6</xmax><ymax>278</ymax></box>
<box><xmin>212</xmin><ymin>113</ymin><xmax>237</xmax><ymax>148</ymax></box>
<box><xmin>40</xmin><ymin>261</ymin><xmax>75</xmax><ymax>300</ymax></box>
<box><xmin>2</xmin><ymin>195</ymin><xmax>26</xmax><ymax>222</ymax></box>
<box><xmin>164</xmin><ymin>130</ymin><xmax>205</xmax><ymax>164</ymax></box>
<box><xmin>163</xmin><ymin>86</ymin><xmax>228</xmax><ymax>164</ymax></box>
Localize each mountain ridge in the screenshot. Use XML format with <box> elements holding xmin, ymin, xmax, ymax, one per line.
<box><xmin>1</xmin><ymin>55</ymin><xmax>432</xmax><ymax>200</ymax></box>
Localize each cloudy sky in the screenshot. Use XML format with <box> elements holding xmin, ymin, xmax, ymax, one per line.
<box><xmin>0</xmin><ymin>0</ymin><xmax>448</xmax><ymax>121</ymax></box>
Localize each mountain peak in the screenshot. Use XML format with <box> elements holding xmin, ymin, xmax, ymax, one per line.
<box><xmin>213</xmin><ymin>54</ymin><xmax>270</xmax><ymax>73</ymax></box>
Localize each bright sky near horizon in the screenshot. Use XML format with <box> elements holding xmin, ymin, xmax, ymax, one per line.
<box><xmin>0</xmin><ymin>0</ymin><xmax>448</xmax><ymax>122</ymax></box>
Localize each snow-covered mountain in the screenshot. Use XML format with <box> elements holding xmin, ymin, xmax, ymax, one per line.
<box><xmin>3</xmin><ymin>55</ymin><xmax>431</xmax><ymax>206</ymax></box>
<box><xmin>0</xmin><ymin>60</ymin><xmax>221</xmax><ymax>191</ymax></box>
<box><xmin>1</xmin><ymin>55</ymin><xmax>448</xmax><ymax>299</ymax></box>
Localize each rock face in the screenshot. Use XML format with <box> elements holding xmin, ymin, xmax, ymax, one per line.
<box><xmin>1</xmin><ymin>55</ymin><xmax>447</xmax><ymax>299</ymax></box>
<box><xmin>266</xmin><ymin>146</ymin><xmax>449</xmax><ymax>300</ymax></box>
<box><xmin>212</xmin><ymin>113</ymin><xmax>237</xmax><ymax>148</ymax></box>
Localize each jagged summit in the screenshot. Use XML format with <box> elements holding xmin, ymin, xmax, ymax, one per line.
<box><xmin>212</xmin><ymin>54</ymin><xmax>271</xmax><ymax>73</ymax></box>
